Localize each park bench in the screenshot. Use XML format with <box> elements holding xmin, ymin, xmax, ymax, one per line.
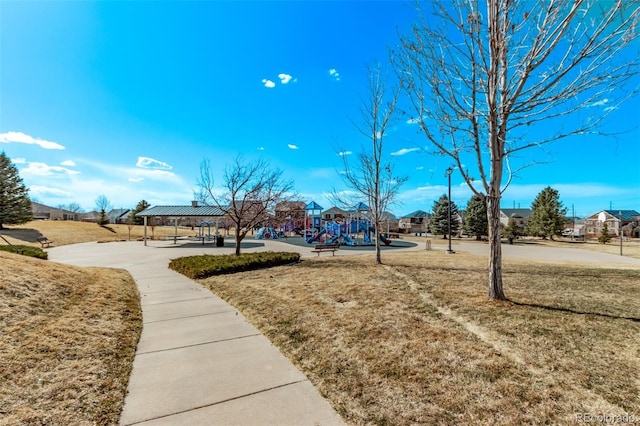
<box><xmin>37</xmin><ymin>236</ymin><xmax>53</xmax><ymax>248</ymax></box>
<box><xmin>311</xmin><ymin>243</ymin><xmax>340</xmax><ymax>256</ymax></box>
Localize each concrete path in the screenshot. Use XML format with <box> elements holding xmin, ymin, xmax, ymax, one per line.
<box><xmin>48</xmin><ymin>240</ymin><xmax>345</xmax><ymax>425</ymax></box>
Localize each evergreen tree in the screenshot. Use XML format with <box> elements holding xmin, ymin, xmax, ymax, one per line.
<box><xmin>526</xmin><ymin>186</ymin><xmax>567</xmax><ymax>240</ymax></box>
<box><xmin>598</xmin><ymin>223</ymin><xmax>611</xmax><ymax>244</ymax></box>
<box><xmin>431</xmin><ymin>194</ymin><xmax>459</xmax><ymax>239</ymax></box>
<box><xmin>133</xmin><ymin>199</ymin><xmax>150</xmax><ymax>225</ymax></box>
<box><xmin>503</xmin><ymin>218</ymin><xmax>521</xmax><ymax>239</ymax></box>
<box><xmin>464</xmin><ymin>194</ymin><xmax>488</xmax><ymax>240</ymax></box>
<box><xmin>0</xmin><ymin>152</ymin><xmax>32</xmax><ymax>229</ymax></box>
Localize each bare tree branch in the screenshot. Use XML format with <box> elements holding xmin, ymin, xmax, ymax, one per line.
<box><xmin>394</xmin><ymin>0</ymin><xmax>639</xmax><ymax>299</ymax></box>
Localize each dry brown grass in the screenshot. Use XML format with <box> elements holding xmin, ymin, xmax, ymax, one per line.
<box><xmin>0</xmin><ymin>220</ymin><xmax>183</xmax><ymax>247</ymax></box>
<box><xmin>0</xmin><ymin>251</ymin><xmax>142</xmax><ymax>425</ymax></box>
<box><xmin>199</xmin><ymin>251</ymin><xmax>640</xmax><ymax>425</ymax></box>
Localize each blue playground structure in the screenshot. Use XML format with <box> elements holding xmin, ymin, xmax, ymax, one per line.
<box><xmin>256</xmin><ymin>227</ymin><xmax>279</xmax><ymax>239</ymax></box>
<box><xmin>306</xmin><ymin>221</ymin><xmax>356</xmax><ymax>246</ymax></box>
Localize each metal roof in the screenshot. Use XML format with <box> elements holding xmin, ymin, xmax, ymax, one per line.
<box><xmin>603</xmin><ymin>210</ymin><xmax>640</xmax><ymax>221</ymax></box>
<box><xmin>136</xmin><ymin>205</ymin><xmax>228</xmax><ymax>217</ymax></box>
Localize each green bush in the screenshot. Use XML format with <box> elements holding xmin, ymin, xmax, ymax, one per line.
<box><xmin>169</xmin><ymin>251</ymin><xmax>300</xmax><ymax>279</ymax></box>
<box><xmin>0</xmin><ymin>245</ymin><xmax>48</xmax><ymax>259</ymax></box>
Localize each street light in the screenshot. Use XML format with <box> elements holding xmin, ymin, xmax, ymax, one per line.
<box><xmin>445</xmin><ymin>166</ymin><xmax>455</xmax><ymax>254</ymax></box>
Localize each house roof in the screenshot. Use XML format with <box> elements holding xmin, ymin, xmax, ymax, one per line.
<box><xmin>402</xmin><ymin>209</ymin><xmax>430</xmax><ymax>218</ymax></box>
<box><xmin>107</xmin><ymin>208</ymin><xmax>130</xmax><ymax>219</ymax></box>
<box><xmin>136</xmin><ymin>205</ymin><xmax>228</xmax><ymax>217</ymax></box>
<box><xmin>603</xmin><ymin>210</ymin><xmax>640</xmax><ymax>221</ymax></box>
<box><xmin>500</xmin><ymin>208</ymin><xmax>532</xmax><ymax>218</ymax></box>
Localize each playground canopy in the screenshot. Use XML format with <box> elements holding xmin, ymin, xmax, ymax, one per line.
<box><xmin>136</xmin><ymin>205</ymin><xmax>228</xmax><ymax>246</ymax></box>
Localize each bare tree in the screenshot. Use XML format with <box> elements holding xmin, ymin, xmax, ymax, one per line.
<box><xmin>394</xmin><ymin>0</ymin><xmax>639</xmax><ymax>300</ymax></box>
<box><xmin>95</xmin><ymin>195</ymin><xmax>111</xmax><ymax>226</ymax></box>
<box><xmin>334</xmin><ymin>64</ymin><xmax>407</xmax><ymax>264</ymax></box>
<box><xmin>197</xmin><ymin>156</ymin><xmax>296</xmax><ymax>256</ymax></box>
<box><xmin>67</xmin><ymin>202</ymin><xmax>84</xmax><ymax>214</ymax></box>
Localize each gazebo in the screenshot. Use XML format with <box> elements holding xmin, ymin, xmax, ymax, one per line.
<box><xmin>136</xmin><ymin>204</ymin><xmax>228</xmax><ymax>246</ymax></box>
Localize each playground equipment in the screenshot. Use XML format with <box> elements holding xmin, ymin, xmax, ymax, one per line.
<box><xmin>256</xmin><ymin>227</ymin><xmax>279</xmax><ymax>239</ymax></box>
<box><xmin>306</xmin><ymin>220</ymin><xmax>356</xmax><ymax>246</ymax></box>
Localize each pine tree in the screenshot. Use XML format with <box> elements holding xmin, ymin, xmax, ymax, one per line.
<box><xmin>0</xmin><ymin>152</ymin><xmax>32</xmax><ymax>229</ymax></box>
<box><xmin>527</xmin><ymin>186</ymin><xmax>567</xmax><ymax>240</ymax></box>
<box><xmin>598</xmin><ymin>222</ymin><xmax>611</xmax><ymax>244</ymax></box>
<box><xmin>133</xmin><ymin>199</ymin><xmax>150</xmax><ymax>225</ymax></box>
<box><xmin>432</xmin><ymin>194</ymin><xmax>460</xmax><ymax>239</ymax></box>
<box><xmin>464</xmin><ymin>194</ymin><xmax>488</xmax><ymax>240</ymax></box>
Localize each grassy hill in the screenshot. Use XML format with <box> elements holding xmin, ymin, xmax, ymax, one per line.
<box><xmin>0</xmin><ymin>220</ymin><xmax>181</xmax><ymax>247</ymax></box>
<box><xmin>0</xmin><ymin>250</ymin><xmax>141</xmax><ymax>424</ymax></box>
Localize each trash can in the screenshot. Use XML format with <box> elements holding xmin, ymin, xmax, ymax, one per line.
<box><xmin>508</xmin><ymin>236</ymin><xmax>514</xmax><ymax>244</ymax></box>
<box><xmin>216</xmin><ymin>235</ymin><xmax>224</xmax><ymax>247</ymax></box>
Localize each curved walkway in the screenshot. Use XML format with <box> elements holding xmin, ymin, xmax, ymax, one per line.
<box><xmin>48</xmin><ymin>241</ymin><xmax>345</xmax><ymax>426</ymax></box>
<box><xmin>47</xmin><ymin>237</ymin><xmax>638</xmax><ymax>425</ymax></box>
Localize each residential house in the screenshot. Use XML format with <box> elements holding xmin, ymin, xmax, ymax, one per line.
<box><xmin>584</xmin><ymin>210</ymin><xmax>640</xmax><ymax>238</ymax></box>
<box><xmin>107</xmin><ymin>208</ymin><xmax>131</xmax><ymax>224</ymax></box>
<box><xmin>274</xmin><ymin>201</ymin><xmax>306</xmax><ymax>230</ymax></box>
<box><xmin>499</xmin><ymin>208</ymin><xmax>532</xmax><ymax>234</ymax></box>
<box><xmin>322</xmin><ymin>206</ymin><xmax>349</xmax><ymax>222</ymax></box>
<box><xmin>399</xmin><ymin>210</ymin><xmax>431</xmax><ymax>234</ymax></box>
<box><xmin>31</xmin><ymin>201</ymin><xmax>78</xmax><ymax>221</ymax></box>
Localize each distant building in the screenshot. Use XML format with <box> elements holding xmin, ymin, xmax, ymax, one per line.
<box><xmin>31</xmin><ymin>201</ymin><xmax>78</xmax><ymax>221</ymax></box>
<box><xmin>499</xmin><ymin>208</ymin><xmax>532</xmax><ymax>233</ymax></box>
<box><xmin>274</xmin><ymin>201</ymin><xmax>306</xmax><ymax>230</ymax></box>
<box><xmin>107</xmin><ymin>208</ymin><xmax>131</xmax><ymax>224</ymax></box>
<box><xmin>584</xmin><ymin>210</ymin><xmax>639</xmax><ymax>238</ymax></box>
<box><xmin>399</xmin><ymin>210</ymin><xmax>430</xmax><ymax>234</ymax></box>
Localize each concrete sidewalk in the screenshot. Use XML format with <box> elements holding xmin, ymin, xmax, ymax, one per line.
<box><xmin>48</xmin><ymin>241</ymin><xmax>345</xmax><ymax>425</ymax></box>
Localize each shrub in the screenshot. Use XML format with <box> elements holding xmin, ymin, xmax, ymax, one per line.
<box><xmin>0</xmin><ymin>245</ymin><xmax>48</xmax><ymax>259</ymax></box>
<box><xmin>169</xmin><ymin>251</ymin><xmax>300</xmax><ymax>279</ymax></box>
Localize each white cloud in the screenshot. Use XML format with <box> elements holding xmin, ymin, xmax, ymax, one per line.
<box><xmin>60</xmin><ymin>160</ymin><xmax>76</xmax><ymax>166</ymax></box>
<box><xmin>29</xmin><ymin>185</ymin><xmax>72</xmax><ymax>198</ymax></box>
<box><xmin>278</xmin><ymin>73</ymin><xmax>294</xmax><ymax>84</ymax></box>
<box><xmin>128</xmin><ymin>177</ymin><xmax>144</xmax><ymax>183</ymax></box>
<box><xmin>338</xmin><ymin>151</ymin><xmax>352</xmax><ymax>157</ymax></box>
<box><xmin>136</xmin><ymin>157</ymin><xmax>172</xmax><ymax>170</ymax></box>
<box><xmin>257</xmin><ymin>146</ymin><xmax>265</xmax><ymax>151</ymax></box>
<box><xmin>287</xmin><ymin>144</ymin><xmax>299</xmax><ymax>150</ymax></box>
<box><xmin>329</xmin><ymin>68</ymin><xmax>340</xmax><ymax>81</ymax></box>
<box><xmin>406</xmin><ymin>117</ymin><xmax>421</xmax><ymax>125</ymax></box>
<box><xmin>391</xmin><ymin>147</ymin><xmax>420</xmax><ymax>156</ymax></box>
<box><xmin>12</xmin><ymin>157</ymin><xmax>27</xmax><ymax>164</ymax></box>
<box><xmin>21</xmin><ymin>162</ymin><xmax>80</xmax><ymax>177</ymax></box>
<box><xmin>0</xmin><ymin>131</ymin><xmax>65</xmax><ymax>150</ymax></box>
<box><xmin>416</xmin><ymin>166</ymin><xmax>424</xmax><ymax>170</ymax></box>
<box><xmin>262</xmin><ymin>79</ymin><xmax>276</xmax><ymax>88</ymax></box>
<box><xmin>587</xmin><ymin>98</ymin><xmax>609</xmax><ymax>107</ymax></box>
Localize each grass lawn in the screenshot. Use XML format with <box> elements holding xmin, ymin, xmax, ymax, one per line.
<box><xmin>0</xmin><ymin>251</ymin><xmax>142</xmax><ymax>424</ymax></box>
<box><xmin>198</xmin><ymin>250</ymin><xmax>640</xmax><ymax>425</ymax></box>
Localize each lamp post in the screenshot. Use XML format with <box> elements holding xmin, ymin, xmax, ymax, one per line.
<box><xmin>619</xmin><ymin>210</ymin><xmax>623</xmax><ymax>256</ymax></box>
<box><xmin>445</xmin><ymin>166</ymin><xmax>455</xmax><ymax>254</ymax></box>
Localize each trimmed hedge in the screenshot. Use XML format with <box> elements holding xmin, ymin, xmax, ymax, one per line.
<box><xmin>169</xmin><ymin>251</ymin><xmax>300</xmax><ymax>279</ymax></box>
<box><xmin>0</xmin><ymin>245</ymin><xmax>48</xmax><ymax>259</ymax></box>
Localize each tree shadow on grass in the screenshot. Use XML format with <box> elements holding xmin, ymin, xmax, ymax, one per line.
<box><xmin>507</xmin><ymin>299</ymin><xmax>640</xmax><ymax>322</ymax></box>
<box><xmin>0</xmin><ymin>227</ymin><xmax>43</xmax><ymax>243</ymax></box>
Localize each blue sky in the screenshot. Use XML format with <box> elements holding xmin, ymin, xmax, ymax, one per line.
<box><xmin>1</xmin><ymin>1</ymin><xmax>638</xmax><ymax>218</ymax></box>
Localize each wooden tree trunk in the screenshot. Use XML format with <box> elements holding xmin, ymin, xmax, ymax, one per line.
<box><xmin>487</xmin><ymin>194</ymin><xmax>505</xmax><ymax>300</ymax></box>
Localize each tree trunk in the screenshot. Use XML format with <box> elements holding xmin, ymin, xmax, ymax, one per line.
<box><xmin>487</xmin><ymin>194</ymin><xmax>505</xmax><ymax>300</ymax></box>
<box><xmin>234</xmin><ymin>226</ymin><xmax>241</xmax><ymax>256</ymax></box>
<box><xmin>375</xmin><ymin>225</ymin><xmax>382</xmax><ymax>264</ymax></box>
